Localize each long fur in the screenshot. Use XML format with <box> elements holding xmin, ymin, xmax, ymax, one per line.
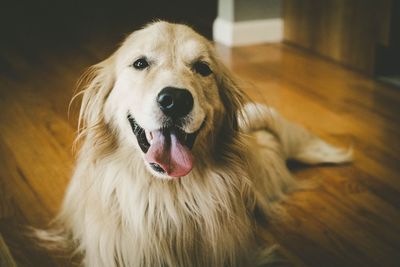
<box><xmin>40</xmin><ymin>21</ymin><xmax>352</xmax><ymax>267</ymax></box>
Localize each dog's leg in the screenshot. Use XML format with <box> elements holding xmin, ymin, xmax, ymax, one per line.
<box><xmin>239</xmin><ymin>103</ymin><xmax>352</xmax><ymax>165</ymax></box>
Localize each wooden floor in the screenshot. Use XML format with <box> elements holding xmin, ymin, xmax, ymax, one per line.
<box><xmin>1</xmin><ymin>34</ymin><xmax>400</xmax><ymax>266</ymax></box>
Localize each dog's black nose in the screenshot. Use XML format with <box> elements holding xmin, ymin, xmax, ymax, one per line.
<box><xmin>157</xmin><ymin>87</ymin><xmax>193</xmax><ymax>119</ymax></box>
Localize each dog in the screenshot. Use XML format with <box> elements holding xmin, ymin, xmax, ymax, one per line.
<box><xmin>47</xmin><ymin>21</ymin><xmax>352</xmax><ymax>267</ymax></box>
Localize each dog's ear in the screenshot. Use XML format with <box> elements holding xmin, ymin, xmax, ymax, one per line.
<box><xmin>213</xmin><ymin>63</ymin><xmax>248</xmax><ymax>160</ymax></box>
<box><xmin>216</xmin><ymin>64</ymin><xmax>246</xmax><ymax>133</ymax></box>
<box><xmin>71</xmin><ymin>55</ymin><xmax>116</xmax><ymax>145</ymax></box>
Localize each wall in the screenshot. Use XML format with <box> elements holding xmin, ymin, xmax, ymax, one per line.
<box><xmin>234</xmin><ymin>0</ymin><xmax>281</xmax><ymax>21</ymax></box>
<box><xmin>283</xmin><ymin>0</ymin><xmax>392</xmax><ymax>75</ymax></box>
<box><xmin>214</xmin><ymin>0</ymin><xmax>283</xmax><ymax>46</ymax></box>
<box><xmin>218</xmin><ymin>0</ymin><xmax>281</xmax><ymax>22</ymax></box>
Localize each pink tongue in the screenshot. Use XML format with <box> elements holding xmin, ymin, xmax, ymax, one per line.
<box><xmin>144</xmin><ymin>130</ymin><xmax>193</xmax><ymax>177</ymax></box>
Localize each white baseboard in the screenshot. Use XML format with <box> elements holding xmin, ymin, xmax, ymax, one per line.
<box><xmin>213</xmin><ymin>17</ymin><xmax>283</xmax><ymax>46</ymax></box>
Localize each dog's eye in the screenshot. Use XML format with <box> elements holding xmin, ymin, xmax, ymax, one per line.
<box><xmin>193</xmin><ymin>61</ymin><xmax>212</xmax><ymax>77</ymax></box>
<box><xmin>132</xmin><ymin>58</ymin><xmax>149</xmax><ymax>70</ymax></box>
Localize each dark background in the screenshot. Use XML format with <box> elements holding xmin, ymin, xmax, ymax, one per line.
<box><xmin>1</xmin><ymin>0</ymin><xmax>217</xmax><ymax>59</ymax></box>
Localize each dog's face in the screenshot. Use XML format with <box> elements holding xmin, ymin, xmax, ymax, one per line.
<box><xmin>84</xmin><ymin>22</ymin><xmax>241</xmax><ymax>179</ymax></box>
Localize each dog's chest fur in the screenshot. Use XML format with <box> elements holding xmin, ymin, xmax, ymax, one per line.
<box><xmin>63</xmin><ymin>148</ymin><xmax>259</xmax><ymax>267</ymax></box>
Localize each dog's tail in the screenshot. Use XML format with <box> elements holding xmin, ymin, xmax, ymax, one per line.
<box><xmin>240</xmin><ymin>103</ymin><xmax>353</xmax><ymax>165</ymax></box>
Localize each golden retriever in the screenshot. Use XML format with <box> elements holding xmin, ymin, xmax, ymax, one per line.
<box><xmin>46</xmin><ymin>21</ymin><xmax>352</xmax><ymax>267</ymax></box>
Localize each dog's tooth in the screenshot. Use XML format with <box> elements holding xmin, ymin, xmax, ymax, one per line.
<box><xmin>145</xmin><ymin>130</ymin><xmax>153</xmax><ymax>144</ymax></box>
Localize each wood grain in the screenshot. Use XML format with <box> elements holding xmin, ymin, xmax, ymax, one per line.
<box><xmin>0</xmin><ymin>234</ymin><xmax>17</xmax><ymax>267</ymax></box>
<box><xmin>283</xmin><ymin>0</ymin><xmax>392</xmax><ymax>75</ymax></box>
<box><xmin>1</xmin><ymin>35</ymin><xmax>400</xmax><ymax>266</ymax></box>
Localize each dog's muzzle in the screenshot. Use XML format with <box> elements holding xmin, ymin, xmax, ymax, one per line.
<box><xmin>127</xmin><ymin>113</ymin><xmax>204</xmax><ymax>177</ymax></box>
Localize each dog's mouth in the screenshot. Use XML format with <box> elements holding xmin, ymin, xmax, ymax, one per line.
<box><xmin>127</xmin><ymin>113</ymin><xmax>204</xmax><ymax>177</ymax></box>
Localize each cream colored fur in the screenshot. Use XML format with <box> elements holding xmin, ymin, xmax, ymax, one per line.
<box><xmin>47</xmin><ymin>21</ymin><xmax>352</xmax><ymax>267</ymax></box>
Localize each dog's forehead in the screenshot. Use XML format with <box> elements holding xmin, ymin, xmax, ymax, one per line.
<box><xmin>120</xmin><ymin>22</ymin><xmax>211</xmax><ymax>62</ymax></box>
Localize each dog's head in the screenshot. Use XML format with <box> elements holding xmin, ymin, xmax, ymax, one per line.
<box><xmin>77</xmin><ymin>21</ymin><xmax>244</xmax><ymax>179</ymax></box>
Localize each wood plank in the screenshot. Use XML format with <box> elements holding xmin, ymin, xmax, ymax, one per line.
<box><xmin>283</xmin><ymin>0</ymin><xmax>392</xmax><ymax>74</ymax></box>
<box><xmin>0</xmin><ymin>234</ymin><xmax>17</xmax><ymax>267</ymax></box>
